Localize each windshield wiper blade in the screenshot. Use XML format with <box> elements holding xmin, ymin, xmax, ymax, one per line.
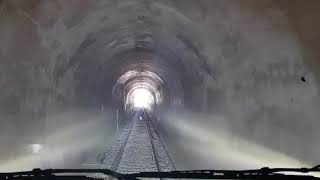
<box><xmin>1</xmin><ymin>165</ymin><xmax>320</xmax><ymax>180</ymax></box>
<box><xmin>0</xmin><ymin>169</ymin><xmax>128</xmax><ymax>180</ymax></box>
<box><xmin>130</xmin><ymin>165</ymin><xmax>320</xmax><ymax>179</ymax></box>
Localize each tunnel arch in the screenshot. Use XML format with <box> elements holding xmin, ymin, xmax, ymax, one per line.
<box><xmin>47</xmin><ymin>0</ymin><xmax>213</xmax><ymax>114</ymax></box>
<box><xmin>2</xmin><ymin>0</ymin><xmax>320</xmax><ymax>170</ymax></box>
<box><xmin>113</xmin><ymin>69</ymin><xmax>165</xmax><ymax>110</ymax></box>
<box><xmin>57</xmin><ymin>26</ymin><xmax>210</xmax><ymax>113</ymax></box>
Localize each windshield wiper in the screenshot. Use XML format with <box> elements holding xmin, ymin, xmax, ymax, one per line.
<box><xmin>1</xmin><ymin>165</ymin><xmax>320</xmax><ymax>180</ymax></box>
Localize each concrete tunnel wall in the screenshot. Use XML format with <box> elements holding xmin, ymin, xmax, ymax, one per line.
<box><xmin>0</xmin><ymin>0</ymin><xmax>320</xmax><ymax>169</ymax></box>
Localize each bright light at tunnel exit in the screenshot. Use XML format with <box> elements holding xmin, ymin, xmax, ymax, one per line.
<box><xmin>131</xmin><ymin>88</ymin><xmax>154</xmax><ymax>109</ymax></box>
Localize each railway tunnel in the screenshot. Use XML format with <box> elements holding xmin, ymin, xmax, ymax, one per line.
<box><xmin>1</xmin><ymin>0</ymin><xmax>320</xmax><ymax>173</ymax></box>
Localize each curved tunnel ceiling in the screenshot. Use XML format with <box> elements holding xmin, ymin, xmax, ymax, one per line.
<box><xmin>52</xmin><ymin>1</ymin><xmax>211</xmax><ymax>110</ymax></box>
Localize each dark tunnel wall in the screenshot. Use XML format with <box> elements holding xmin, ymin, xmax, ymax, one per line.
<box><xmin>1</xmin><ymin>0</ymin><xmax>320</xmax><ymax>169</ymax></box>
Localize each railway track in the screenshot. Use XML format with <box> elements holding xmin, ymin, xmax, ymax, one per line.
<box><xmin>102</xmin><ymin>119</ymin><xmax>133</xmax><ymax>171</ymax></box>
<box><xmin>102</xmin><ymin>109</ymin><xmax>175</xmax><ymax>174</ymax></box>
<box><xmin>145</xmin><ymin>110</ymin><xmax>161</xmax><ymax>173</ymax></box>
<box><xmin>144</xmin><ymin>110</ymin><xmax>176</xmax><ymax>172</ymax></box>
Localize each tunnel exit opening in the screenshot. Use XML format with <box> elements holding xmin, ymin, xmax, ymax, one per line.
<box><xmin>112</xmin><ymin>69</ymin><xmax>165</xmax><ymax>114</ymax></box>
<box><xmin>128</xmin><ymin>88</ymin><xmax>154</xmax><ymax>110</ymax></box>
<box><xmin>123</xmin><ymin>73</ymin><xmax>162</xmax><ymax>113</ymax></box>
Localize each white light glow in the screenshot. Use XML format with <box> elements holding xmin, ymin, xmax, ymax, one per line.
<box><xmin>30</xmin><ymin>144</ymin><xmax>43</xmax><ymax>154</ymax></box>
<box><xmin>131</xmin><ymin>88</ymin><xmax>154</xmax><ymax>109</ymax></box>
